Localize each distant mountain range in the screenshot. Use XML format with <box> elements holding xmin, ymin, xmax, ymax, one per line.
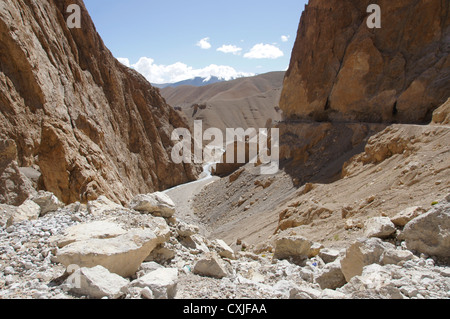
<box><xmin>160</xmin><ymin>71</ymin><xmax>285</xmax><ymax>133</ymax></box>
<box><xmin>152</xmin><ymin>76</ymin><xmax>226</xmax><ymax>89</ymax></box>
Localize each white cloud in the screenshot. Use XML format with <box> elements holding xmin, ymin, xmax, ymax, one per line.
<box><xmin>281</xmin><ymin>35</ymin><xmax>290</xmax><ymax>42</ymax></box>
<box><xmin>129</xmin><ymin>57</ymin><xmax>253</xmax><ymax>84</ymax></box>
<box><xmin>244</xmin><ymin>43</ymin><xmax>284</xmax><ymax>59</ymax></box>
<box><xmin>196</xmin><ymin>37</ymin><xmax>212</xmax><ymax>50</ymax></box>
<box><xmin>217</xmin><ymin>44</ymin><xmax>243</xmax><ymax>55</ymax></box>
<box><xmin>117</xmin><ymin>57</ymin><xmax>131</xmax><ymax>67</ymax></box>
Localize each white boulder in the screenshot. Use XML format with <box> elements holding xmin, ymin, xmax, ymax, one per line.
<box><xmin>66</xmin><ymin>265</ymin><xmax>129</xmax><ymax>299</ymax></box>
<box><xmin>32</xmin><ymin>191</ymin><xmax>64</xmax><ymax>216</ymax></box>
<box><xmin>7</xmin><ymin>199</ymin><xmax>40</xmax><ymax>226</ymax></box>
<box><xmin>52</xmin><ymin>220</ymin><xmax>127</xmax><ymax>248</ymax></box>
<box><xmin>401</xmin><ymin>199</ymin><xmax>450</xmax><ymax>262</ymax></box>
<box><xmin>391</xmin><ymin>206</ymin><xmax>426</xmax><ymax>227</ymax></box>
<box><xmin>314</xmin><ymin>261</ymin><xmax>346</xmax><ymax>290</ymax></box>
<box><xmin>56</xmin><ymin>228</ymin><xmax>160</xmax><ymax>278</ymax></box>
<box><xmin>213</xmin><ymin>239</ymin><xmax>235</xmax><ymax>260</ymax></box>
<box><xmin>128</xmin><ymin>268</ymin><xmax>178</xmax><ymax>299</ymax></box>
<box><xmin>364</xmin><ymin>217</ymin><xmax>396</xmax><ymax>239</ymax></box>
<box><xmin>273</xmin><ymin>235</ymin><xmax>312</xmax><ymax>265</ymax></box>
<box><xmin>129</xmin><ymin>192</ymin><xmax>176</xmax><ymax>218</ymax></box>
<box><xmin>87</xmin><ymin>196</ymin><xmax>123</xmax><ymax>215</ymax></box>
<box><xmin>340</xmin><ymin>237</ymin><xmax>394</xmax><ymax>282</ymax></box>
<box><xmin>193</xmin><ymin>252</ymin><xmax>229</xmax><ymax>279</ymax></box>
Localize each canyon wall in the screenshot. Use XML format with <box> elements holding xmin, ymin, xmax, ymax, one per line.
<box><xmin>0</xmin><ymin>0</ymin><xmax>198</xmax><ymax>205</ymax></box>
<box><xmin>280</xmin><ymin>0</ymin><xmax>449</xmax><ymax>123</ymax></box>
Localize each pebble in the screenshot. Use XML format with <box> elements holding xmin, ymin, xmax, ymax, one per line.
<box><xmin>4</xmin><ymin>266</ymin><xmax>15</xmax><ymax>275</ymax></box>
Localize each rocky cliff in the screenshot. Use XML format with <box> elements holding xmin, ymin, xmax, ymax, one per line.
<box><xmin>189</xmin><ymin>0</ymin><xmax>450</xmax><ymax>251</ymax></box>
<box><xmin>0</xmin><ymin>0</ymin><xmax>198</xmax><ymax>205</ymax></box>
<box><xmin>280</xmin><ymin>0</ymin><xmax>449</xmax><ymax>123</ymax></box>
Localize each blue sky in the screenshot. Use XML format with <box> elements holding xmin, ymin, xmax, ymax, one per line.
<box><xmin>84</xmin><ymin>0</ymin><xmax>308</xmax><ymax>84</ymax></box>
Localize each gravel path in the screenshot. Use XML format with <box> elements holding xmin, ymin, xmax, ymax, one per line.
<box><xmin>164</xmin><ymin>174</ymin><xmax>220</xmax><ymax>237</ymax></box>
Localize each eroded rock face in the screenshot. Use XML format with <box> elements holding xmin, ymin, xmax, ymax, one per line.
<box><xmin>0</xmin><ymin>0</ymin><xmax>198</xmax><ymax>205</ymax></box>
<box><xmin>280</xmin><ymin>0</ymin><xmax>449</xmax><ymax>123</ymax></box>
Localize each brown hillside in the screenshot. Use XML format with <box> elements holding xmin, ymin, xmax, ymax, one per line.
<box><xmin>161</xmin><ymin>72</ymin><xmax>285</xmax><ymax>132</ymax></box>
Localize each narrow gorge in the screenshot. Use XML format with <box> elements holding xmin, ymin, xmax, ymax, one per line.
<box><xmin>0</xmin><ymin>0</ymin><xmax>449</xmax><ymax>301</ymax></box>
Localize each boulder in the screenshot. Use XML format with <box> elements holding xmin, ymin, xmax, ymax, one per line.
<box><xmin>318</xmin><ymin>248</ymin><xmax>341</xmax><ymax>264</ymax></box>
<box><xmin>213</xmin><ymin>239</ymin><xmax>235</xmax><ymax>260</ymax></box>
<box><xmin>364</xmin><ymin>217</ymin><xmax>396</xmax><ymax>239</ymax></box>
<box><xmin>31</xmin><ymin>191</ymin><xmax>64</xmax><ymax>216</ymax></box>
<box><xmin>340</xmin><ymin>237</ymin><xmax>394</xmax><ymax>282</ymax></box>
<box><xmin>381</xmin><ymin>249</ymin><xmax>414</xmax><ymax>266</ymax></box>
<box><xmin>273</xmin><ymin>235</ymin><xmax>312</xmax><ymax>265</ymax></box>
<box><xmin>128</xmin><ymin>268</ymin><xmax>178</xmax><ymax>299</ymax></box>
<box><xmin>340</xmin><ymin>264</ymin><xmax>404</xmax><ymax>299</ymax></box>
<box><xmin>193</xmin><ymin>253</ymin><xmax>229</xmax><ymax>279</ymax></box>
<box><xmin>401</xmin><ymin>200</ymin><xmax>450</xmax><ymax>262</ymax></box>
<box><xmin>289</xmin><ymin>286</ymin><xmax>322</xmax><ymax>300</ymax></box>
<box><xmin>7</xmin><ymin>199</ymin><xmax>40</xmax><ymax>226</ymax></box>
<box><xmin>391</xmin><ymin>206</ymin><xmax>426</xmax><ymax>227</ymax></box>
<box><xmin>146</xmin><ymin>216</ymin><xmax>171</xmax><ymax>244</ymax></box>
<box><xmin>56</xmin><ymin>228</ymin><xmax>160</xmax><ymax>278</ymax></box>
<box><xmin>66</xmin><ymin>265</ymin><xmax>129</xmax><ymax>299</ymax></box>
<box><xmin>129</xmin><ymin>192</ymin><xmax>176</xmax><ymax>218</ymax></box>
<box><xmin>52</xmin><ymin>220</ymin><xmax>127</xmax><ymax>248</ymax></box>
<box><xmin>314</xmin><ymin>261</ymin><xmax>346</xmax><ymax>290</ymax></box>
<box><xmin>180</xmin><ymin>234</ymin><xmax>210</xmax><ymax>254</ymax></box>
<box><xmin>176</xmin><ymin>221</ymin><xmax>200</xmax><ymax>237</ymax></box>
<box><xmin>87</xmin><ymin>196</ymin><xmax>123</xmax><ymax>215</ymax></box>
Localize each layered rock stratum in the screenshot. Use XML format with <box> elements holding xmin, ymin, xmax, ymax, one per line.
<box><xmin>0</xmin><ymin>0</ymin><xmax>198</xmax><ymax>206</ymax></box>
